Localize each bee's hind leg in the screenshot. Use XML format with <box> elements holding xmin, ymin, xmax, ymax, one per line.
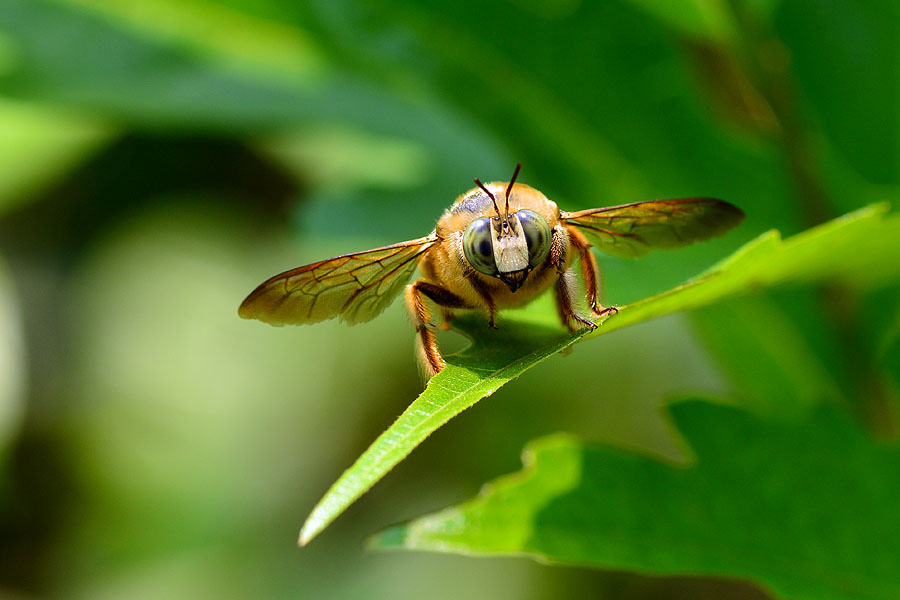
<box><xmin>405</xmin><ymin>280</ymin><xmax>470</xmax><ymax>378</ymax></box>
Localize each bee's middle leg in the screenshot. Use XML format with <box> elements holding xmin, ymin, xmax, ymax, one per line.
<box><xmin>405</xmin><ymin>280</ymin><xmax>470</xmax><ymax>378</ymax></box>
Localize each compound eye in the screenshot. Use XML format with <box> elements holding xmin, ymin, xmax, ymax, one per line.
<box><xmin>515</xmin><ymin>210</ymin><xmax>552</xmax><ymax>268</ymax></box>
<box><xmin>462</xmin><ymin>217</ymin><xmax>498</xmax><ymax>276</ymax></box>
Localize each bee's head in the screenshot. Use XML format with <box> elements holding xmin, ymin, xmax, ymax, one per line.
<box><xmin>463</xmin><ymin>165</ymin><xmax>552</xmax><ymax>292</ymax></box>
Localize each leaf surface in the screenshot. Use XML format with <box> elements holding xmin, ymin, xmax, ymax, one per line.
<box><xmin>299</xmin><ymin>204</ymin><xmax>900</xmax><ymax>544</ymax></box>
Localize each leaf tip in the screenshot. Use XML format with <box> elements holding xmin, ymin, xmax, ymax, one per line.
<box><xmin>298</xmin><ymin>513</ymin><xmax>324</xmax><ymax>546</ymax></box>
<box><xmin>297</xmin><ymin>528</ymin><xmax>312</xmax><ymax>547</ymax></box>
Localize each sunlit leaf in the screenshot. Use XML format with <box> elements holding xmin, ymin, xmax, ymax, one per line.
<box><xmin>298</xmin><ymin>204</ymin><xmax>900</xmax><ymax>544</ymax></box>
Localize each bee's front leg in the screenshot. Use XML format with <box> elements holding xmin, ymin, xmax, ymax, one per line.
<box><xmin>555</xmin><ymin>270</ymin><xmax>597</xmax><ymax>331</ymax></box>
<box><xmin>566</xmin><ymin>225</ymin><xmax>618</xmax><ymax>318</ymax></box>
<box><xmin>550</xmin><ymin>226</ymin><xmax>596</xmax><ymax>331</ymax></box>
<box><xmin>405</xmin><ymin>280</ymin><xmax>470</xmax><ymax>378</ymax></box>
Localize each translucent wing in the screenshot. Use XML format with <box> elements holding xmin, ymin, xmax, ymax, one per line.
<box><xmin>561</xmin><ymin>198</ymin><xmax>744</xmax><ymax>258</ymax></box>
<box><xmin>239</xmin><ymin>235</ymin><xmax>437</xmax><ymax>326</ymax></box>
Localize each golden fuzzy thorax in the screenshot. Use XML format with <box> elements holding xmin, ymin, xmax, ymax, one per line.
<box><xmin>418</xmin><ymin>183</ymin><xmax>567</xmax><ymax>311</ymax></box>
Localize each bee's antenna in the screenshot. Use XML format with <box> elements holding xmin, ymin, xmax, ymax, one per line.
<box><xmin>505</xmin><ymin>163</ymin><xmax>522</xmax><ymax>218</ymax></box>
<box><xmin>474</xmin><ymin>178</ymin><xmax>502</xmax><ymax>218</ymax></box>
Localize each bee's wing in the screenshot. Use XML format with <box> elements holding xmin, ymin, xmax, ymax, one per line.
<box><xmin>239</xmin><ymin>235</ymin><xmax>438</xmax><ymax>326</ymax></box>
<box><xmin>560</xmin><ymin>198</ymin><xmax>744</xmax><ymax>258</ymax></box>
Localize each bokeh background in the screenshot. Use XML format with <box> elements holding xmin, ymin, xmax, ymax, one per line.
<box><xmin>0</xmin><ymin>1</ymin><xmax>896</xmax><ymax>598</ymax></box>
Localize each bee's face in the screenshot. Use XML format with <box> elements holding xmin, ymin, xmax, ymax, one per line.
<box><xmin>436</xmin><ymin>182</ymin><xmax>558</xmax><ymax>293</ymax></box>
<box><xmin>462</xmin><ymin>209</ymin><xmax>552</xmax><ymax>291</ymax></box>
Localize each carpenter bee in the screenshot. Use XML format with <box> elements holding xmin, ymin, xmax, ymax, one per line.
<box><xmin>239</xmin><ymin>164</ymin><xmax>744</xmax><ymax>377</ymax></box>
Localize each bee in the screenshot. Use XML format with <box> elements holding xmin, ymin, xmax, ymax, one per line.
<box><xmin>239</xmin><ymin>164</ymin><xmax>744</xmax><ymax>378</ymax></box>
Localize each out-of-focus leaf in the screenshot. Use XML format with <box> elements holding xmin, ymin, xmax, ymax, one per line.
<box><xmin>0</xmin><ymin>0</ymin><xmax>513</xmax><ymax>240</ymax></box>
<box><xmin>0</xmin><ymin>257</ymin><xmax>24</xmax><ymax>456</ymax></box>
<box><xmin>298</xmin><ymin>204</ymin><xmax>900</xmax><ymax>545</ymax></box>
<box><xmin>370</xmin><ymin>401</ymin><xmax>900</xmax><ymax>600</ymax></box>
<box><xmin>0</xmin><ymin>99</ymin><xmax>110</xmax><ymax>214</ymax></box>
<box><xmin>0</xmin><ymin>0</ymin><xmax>330</xmax><ymax>128</ymax></box>
<box><xmin>859</xmin><ymin>286</ymin><xmax>900</xmax><ymax>428</ymax></box>
<box><xmin>775</xmin><ymin>0</ymin><xmax>899</xmax><ymax>184</ymax></box>
<box><xmin>57</xmin><ymin>0</ymin><xmax>328</xmax><ymax>82</ymax></box>
<box><xmin>249</xmin><ymin>0</ymin><xmax>796</xmax><ymax>228</ymax></box>
<box><xmin>254</xmin><ymin>125</ymin><xmax>431</xmax><ymax>190</ymax></box>
<box><xmin>883</xmin><ymin>313</ymin><xmax>900</xmax><ymax>398</ymax></box>
<box><xmin>689</xmin><ymin>294</ymin><xmax>842</xmax><ymax>416</ymax></box>
<box><xmin>621</xmin><ymin>0</ymin><xmax>738</xmax><ymax>43</ymax></box>
<box><xmin>0</xmin><ymin>0</ymin><xmax>501</xmax><ymax>163</ymax></box>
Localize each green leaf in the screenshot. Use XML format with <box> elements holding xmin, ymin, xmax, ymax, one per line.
<box><xmin>298</xmin><ymin>302</ymin><xmax>582</xmax><ymax>545</ymax></box>
<box><xmin>0</xmin><ymin>0</ymin><xmax>505</xmax><ymax>168</ymax></box>
<box><xmin>298</xmin><ymin>204</ymin><xmax>900</xmax><ymax>544</ymax></box>
<box><xmin>0</xmin><ymin>0</ymin><xmax>516</xmax><ymax>238</ymax></box>
<box><xmin>370</xmin><ymin>401</ymin><xmax>900</xmax><ymax>600</ymax></box>
<box><xmin>621</xmin><ymin>0</ymin><xmax>739</xmax><ymax>43</ymax></box>
<box><xmin>232</xmin><ymin>0</ymin><xmax>792</xmax><ymax>224</ymax></box>
<box><xmin>0</xmin><ymin>98</ymin><xmax>110</xmax><ymax>215</ymax></box>
<box><xmin>0</xmin><ymin>256</ymin><xmax>24</xmax><ymax>457</ymax></box>
<box><xmin>775</xmin><ymin>0</ymin><xmax>899</xmax><ymax>185</ymax></box>
<box><xmin>55</xmin><ymin>0</ymin><xmax>329</xmax><ymax>82</ymax></box>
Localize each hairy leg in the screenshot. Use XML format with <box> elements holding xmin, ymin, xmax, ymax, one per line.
<box><xmin>566</xmin><ymin>225</ymin><xmax>617</xmax><ymax>317</ymax></box>
<box><xmin>546</xmin><ymin>226</ymin><xmax>595</xmax><ymax>331</ymax></box>
<box><xmin>405</xmin><ymin>280</ymin><xmax>470</xmax><ymax>378</ymax></box>
<box><xmin>555</xmin><ymin>269</ymin><xmax>597</xmax><ymax>331</ymax></box>
<box><xmin>549</xmin><ymin>224</ymin><xmax>569</xmax><ymax>275</ymax></box>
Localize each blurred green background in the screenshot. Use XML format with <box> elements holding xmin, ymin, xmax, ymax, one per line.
<box><xmin>0</xmin><ymin>0</ymin><xmax>896</xmax><ymax>598</ymax></box>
